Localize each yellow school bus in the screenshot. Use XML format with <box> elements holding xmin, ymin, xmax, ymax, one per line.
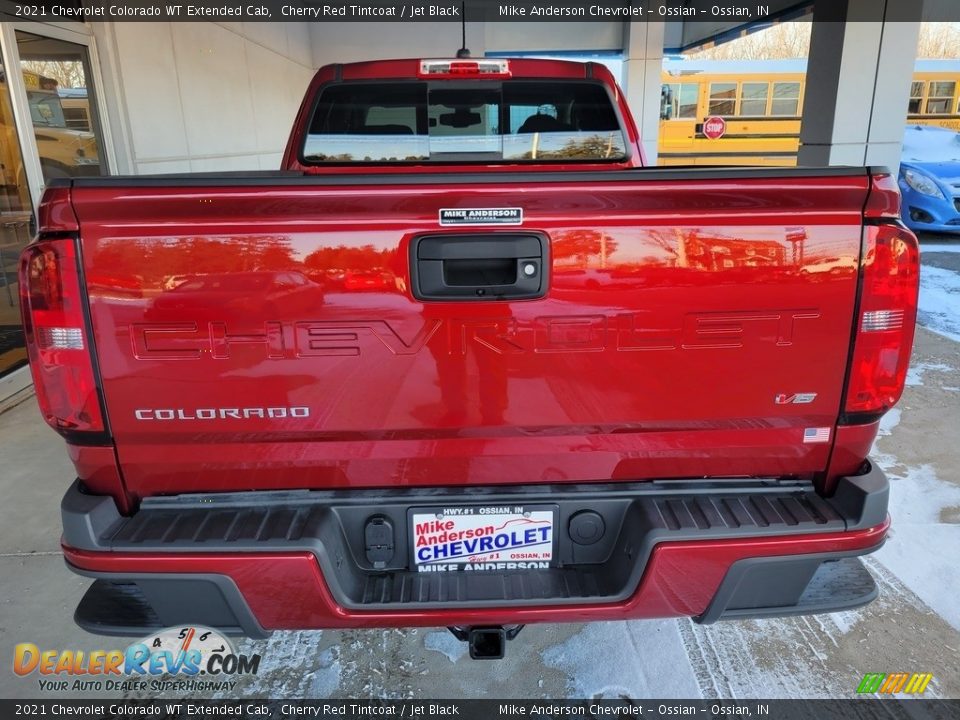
<box><xmin>659</xmin><ymin>58</ymin><xmax>960</xmax><ymax>166</ymax></box>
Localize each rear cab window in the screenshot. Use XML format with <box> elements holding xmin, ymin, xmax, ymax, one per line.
<box><xmin>301</xmin><ymin>80</ymin><xmax>627</xmax><ymax>164</ymax></box>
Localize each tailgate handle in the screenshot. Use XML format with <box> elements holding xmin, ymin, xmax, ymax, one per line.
<box><xmin>411</xmin><ymin>233</ymin><xmax>548</xmax><ymax>301</ymax></box>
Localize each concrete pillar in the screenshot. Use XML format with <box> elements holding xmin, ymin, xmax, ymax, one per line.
<box><xmin>798</xmin><ymin>0</ymin><xmax>923</xmax><ymax>169</ymax></box>
<box><xmin>622</xmin><ymin>21</ymin><xmax>665</xmax><ymax>165</ymax></box>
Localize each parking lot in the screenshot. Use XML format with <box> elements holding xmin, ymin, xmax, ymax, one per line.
<box><xmin>1</xmin><ymin>240</ymin><xmax>958</xmax><ymax>701</ymax></box>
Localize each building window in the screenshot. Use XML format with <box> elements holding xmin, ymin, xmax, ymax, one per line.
<box><xmin>708</xmin><ymin>83</ymin><xmax>737</xmax><ymax>116</ymax></box>
<box><xmin>770</xmin><ymin>82</ymin><xmax>801</xmax><ymax>116</ymax></box>
<box><xmin>925</xmin><ymin>81</ymin><xmax>956</xmax><ymax>115</ymax></box>
<box><xmin>739</xmin><ymin>82</ymin><xmax>768</xmax><ymax>116</ymax></box>
<box><xmin>908</xmin><ymin>81</ymin><xmax>924</xmax><ymax>114</ymax></box>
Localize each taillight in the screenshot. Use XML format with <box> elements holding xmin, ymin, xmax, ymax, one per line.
<box><xmin>843</xmin><ymin>223</ymin><xmax>920</xmax><ymax>419</ymax></box>
<box><xmin>19</xmin><ymin>237</ymin><xmax>105</xmax><ymax>436</ymax></box>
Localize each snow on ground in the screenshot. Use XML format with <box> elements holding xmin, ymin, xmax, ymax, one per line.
<box><xmin>874</xmin><ymin>499</ymin><xmax>960</xmax><ymax>633</ymax></box>
<box><xmin>542</xmin><ymin>610</ymin><xmax>882</xmax><ymax>699</ymax></box>
<box><xmin>918</xmin><ymin>264</ymin><xmax>960</xmax><ymax>342</ymax></box>
<box><xmin>870</xmin><ymin>413</ymin><xmax>960</xmax><ymax>632</ymax></box>
<box><xmin>542</xmin><ymin>620</ymin><xmax>700</xmax><ymax>698</ymax></box>
<box><xmin>424</xmin><ymin>630</ymin><xmax>469</xmax><ymax>663</ymax></box>
<box><xmin>906</xmin><ymin>362</ymin><xmax>952</xmax><ymax>386</ymax></box>
<box><xmin>869</xmin><ymin>408</ymin><xmax>902</xmax><ymax>469</ymax></box>
<box><xmin>680</xmin><ymin>613</ymin><xmax>864</xmax><ymax>699</ymax></box>
<box><xmin>224</xmin><ymin>631</ymin><xmax>341</xmax><ymax>697</ymax></box>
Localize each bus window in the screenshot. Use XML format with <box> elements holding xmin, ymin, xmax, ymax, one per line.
<box><xmin>771</xmin><ymin>82</ymin><xmax>801</xmax><ymax>116</ymax></box>
<box><xmin>925</xmin><ymin>82</ymin><xmax>956</xmax><ymax>114</ymax></box>
<box><xmin>62</xmin><ymin>106</ymin><xmax>90</xmax><ymax>131</ymax></box>
<box><xmin>660</xmin><ymin>85</ymin><xmax>674</xmax><ymax>119</ymax></box>
<box><xmin>663</xmin><ymin>83</ymin><xmax>699</xmax><ymax>120</ymax></box>
<box><xmin>708</xmin><ymin>83</ymin><xmax>737</xmax><ymax>116</ymax></box>
<box><xmin>666</xmin><ymin>83</ymin><xmax>698</xmax><ymax>119</ymax></box>
<box><xmin>27</xmin><ymin>90</ymin><xmax>66</xmax><ymax>127</ymax></box>
<box><xmin>908</xmin><ymin>81</ymin><xmax>924</xmax><ymax>114</ymax></box>
<box><xmin>740</xmin><ymin>82</ymin><xmax>768</xmax><ymax>116</ymax></box>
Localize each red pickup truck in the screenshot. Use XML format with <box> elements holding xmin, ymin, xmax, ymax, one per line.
<box><xmin>20</xmin><ymin>58</ymin><xmax>919</xmax><ymax>659</ymax></box>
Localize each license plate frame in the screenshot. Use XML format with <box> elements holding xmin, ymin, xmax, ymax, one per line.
<box><xmin>408</xmin><ymin>504</ymin><xmax>558</xmax><ymax>572</ymax></box>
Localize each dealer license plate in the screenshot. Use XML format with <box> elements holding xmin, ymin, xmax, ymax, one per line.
<box><xmin>409</xmin><ymin>505</ymin><xmax>557</xmax><ymax>572</ymax></box>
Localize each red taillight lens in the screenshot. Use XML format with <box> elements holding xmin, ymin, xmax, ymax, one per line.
<box><xmin>843</xmin><ymin>224</ymin><xmax>920</xmax><ymax>417</ymax></box>
<box><xmin>19</xmin><ymin>238</ymin><xmax>105</xmax><ymax>435</ymax></box>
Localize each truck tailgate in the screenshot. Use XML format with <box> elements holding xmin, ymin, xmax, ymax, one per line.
<box><xmin>70</xmin><ymin>169</ymin><xmax>869</xmax><ymax>498</ymax></box>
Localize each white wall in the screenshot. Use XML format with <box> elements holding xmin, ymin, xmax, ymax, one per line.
<box><xmin>95</xmin><ymin>22</ymin><xmax>314</xmax><ymax>174</ymax></box>
<box><xmin>96</xmin><ymin>20</ymin><xmax>659</xmax><ymax>173</ymax></box>
<box><xmin>310</xmin><ymin>22</ymin><xmax>487</xmax><ymax>65</ymax></box>
<box><xmin>484</xmin><ymin>22</ymin><xmax>623</xmax><ymax>53</ymax></box>
<box><xmin>308</xmin><ymin>21</ymin><xmax>624</xmax><ymax>67</ymax></box>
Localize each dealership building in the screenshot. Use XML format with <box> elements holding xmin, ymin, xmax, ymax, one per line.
<box><xmin>0</xmin><ymin>0</ymin><xmax>953</xmax><ymax>403</ymax></box>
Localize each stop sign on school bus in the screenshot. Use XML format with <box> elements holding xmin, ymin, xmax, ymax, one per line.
<box><xmin>703</xmin><ymin>116</ymin><xmax>727</xmax><ymax>139</ymax></box>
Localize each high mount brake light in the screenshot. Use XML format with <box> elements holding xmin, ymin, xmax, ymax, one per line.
<box><xmin>843</xmin><ymin>223</ymin><xmax>920</xmax><ymax>419</ymax></box>
<box><xmin>19</xmin><ymin>237</ymin><xmax>105</xmax><ymax>436</ymax></box>
<box><xmin>418</xmin><ymin>59</ymin><xmax>511</xmax><ymax>78</ymax></box>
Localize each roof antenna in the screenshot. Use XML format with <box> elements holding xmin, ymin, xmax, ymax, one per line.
<box><xmin>456</xmin><ymin>2</ymin><xmax>470</xmax><ymax>58</ymax></box>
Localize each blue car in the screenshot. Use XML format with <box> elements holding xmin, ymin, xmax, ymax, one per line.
<box><xmin>899</xmin><ymin>125</ymin><xmax>960</xmax><ymax>235</ymax></box>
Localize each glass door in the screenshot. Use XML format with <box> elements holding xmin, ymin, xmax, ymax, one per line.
<box><xmin>14</xmin><ymin>29</ymin><xmax>108</xmax><ymax>184</ymax></box>
<box><xmin>0</xmin><ymin>22</ymin><xmax>112</xmax><ymax>387</ymax></box>
<box><xmin>0</xmin><ymin>54</ymin><xmax>33</xmax><ymax>378</ymax></box>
